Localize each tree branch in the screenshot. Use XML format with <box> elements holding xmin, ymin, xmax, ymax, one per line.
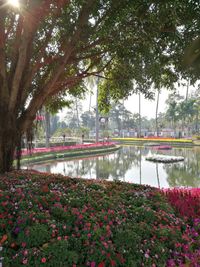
<box><xmin>18</xmin><ymin>0</ymin><xmax>96</xmax><ymax>132</ymax></box>
<box><xmin>9</xmin><ymin>0</ymin><xmax>53</xmax><ymax>112</ymax></box>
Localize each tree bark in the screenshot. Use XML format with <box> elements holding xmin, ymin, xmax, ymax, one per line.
<box><xmin>0</xmin><ymin>112</ymin><xmax>20</xmax><ymax>173</ymax></box>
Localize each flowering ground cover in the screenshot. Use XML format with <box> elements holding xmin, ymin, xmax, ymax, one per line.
<box><xmin>163</xmin><ymin>188</ymin><xmax>200</xmax><ymax>266</ymax></box>
<box><xmin>0</xmin><ymin>171</ymin><xmax>198</xmax><ymax>266</ymax></box>
<box><xmin>21</xmin><ymin>143</ymin><xmax>116</xmax><ymax>157</ymax></box>
<box><xmin>19</xmin><ymin>143</ymin><xmax>119</xmax><ymax>165</ymax></box>
<box><xmin>112</xmin><ymin>137</ymin><xmax>192</xmax><ymax>144</ymax></box>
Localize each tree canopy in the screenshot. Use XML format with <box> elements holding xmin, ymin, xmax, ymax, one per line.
<box><xmin>0</xmin><ymin>0</ymin><xmax>200</xmax><ymax>172</ymax></box>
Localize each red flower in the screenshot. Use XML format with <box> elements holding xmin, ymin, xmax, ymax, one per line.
<box><xmin>110</xmin><ymin>260</ymin><xmax>116</xmax><ymax>266</ymax></box>
<box><xmin>22</xmin><ymin>242</ymin><xmax>26</xmax><ymax>247</ymax></box>
<box><xmin>41</xmin><ymin>258</ymin><xmax>46</xmax><ymax>263</ymax></box>
<box><xmin>0</xmin><ymin>234</ymin><xmax>7</xmax><ymax>245</ymax></box>
<box><xmin>98</xmin><ymin>262</ymin><xmax>105</xmax><ymax>267</ymax></box>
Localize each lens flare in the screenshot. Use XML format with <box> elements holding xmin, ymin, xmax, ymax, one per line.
<box><xmin>8</xmin><ymin>0</ymin><xmax>20</xmax><ymax>8</ymax></box>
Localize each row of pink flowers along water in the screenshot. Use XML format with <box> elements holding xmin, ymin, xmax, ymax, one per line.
<box><xmin>20</xmin><ymin>142</ymin><xmax>115</xmax><ymax>157</ymax></box>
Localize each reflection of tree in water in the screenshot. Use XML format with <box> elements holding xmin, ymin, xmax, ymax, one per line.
<box><xmin>95</xmin><ymin>156</ymin><xmax>111</xmax><ymax>180</ymax></box>
<box><xmin>121</xmin><ymin>145</ymin><xmax>148</xmax><ymax>166</ymax></box>
<box><xmin>156</xmin><ymin>163</ymin><xmax>160</xmax><ymax>188</ymax></box>
<box><xmin>164</xmin><ymin>147</ymin><xmax>200</xmax><ymax>187</ymax></box>
<box><xmin>64</xmin><ymin>158</ymin><xmax>96</xmax><ymax>178</ymax></box>
<box><xmin>32</xmin><ymin>146</ymin><xmax>200</xmax><ymax>187</ymax></box>
<box><xmin>102</xmin><ymin>146</ymin><xmax>145</xmax><ymax>181</ymax></box>
<box><xmin>55</xmin><ymin>146</ymin><xmax>144</xmax><ymax>181</ymax></box>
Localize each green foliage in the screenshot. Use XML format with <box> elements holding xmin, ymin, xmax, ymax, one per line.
<box><xmin>183</xmin><ymin>37</ymin><xmax>200</xmax><ymax>71</ymax></box>
<box><xmin>165</xmin><ymin>92</ymin><xmax>199</xmax><ymax>134</ymax></box>
<box><xmin>18</xmin><ymin>224</ymin><xmax>51</xmax><ymax>248</ymax></box>
<box><xmin>81</xmin><ymin>111</ymin><xmax>95</xmax><ymax>129</ymax></box>
<box><xmin>52</xmin><ymin>127</ymin><xmax>73</xmax><ymax>137</ymax></box>
<box><xmin>46</xmin><ymin>97</ymin><xmax>72</xmax><ymax>114</ymax></box>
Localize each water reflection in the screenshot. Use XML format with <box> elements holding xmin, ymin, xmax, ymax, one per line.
<box><xmin>164</xmin><ymin>147</ymin><xmax>200</xmax><ymax>188</ymax></box>
<box><xmin>156</xmin><ymin>163</ymin><xmax>160</xmax><ymax>189</ymax></box>
<box><xmin>27</xmin><ymin>146</ymin><xmax>200</xmax><ymax>188</ymax></box>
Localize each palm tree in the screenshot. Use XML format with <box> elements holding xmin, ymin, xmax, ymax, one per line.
<box><xmin>166</xmin><ymin>93</ymin><xmax>183</xmax><ymax>136</ymax></box>
<box><xmin>139</xmin><ymin>93</ymin><xmax>141</xmax><ymax>137</ymax></box>
<box><xmin>155</xmin><ymin>89</ymin><xmax>160</xmax><ymax>137</ymax></box>
<box><xmin>185</xmin><ymin>79</ymin><xmax>190</xmax><ymax>100</ymax></box>
<box><xmin>75</xmin><ymin>98</ymin><xmax>80</xmax><ymax>128</ymax></box>
<box><xmin>84</xmin><ymin>70</ymin><xmax>100</xmax><ymax>142</ymax></box>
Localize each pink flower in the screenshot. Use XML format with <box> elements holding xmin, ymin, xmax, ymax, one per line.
<box><xmin>145</xmin><ymin>253</ymin><xmax>149</xmax><ymax>259</ymax></box>
<box><xmin>23</xmin><ymin>250</ymin><xmax>28</xmax><ymax>256</ymax></box>
<box><xmin>22</xmin><ymin>259</ymin><xmax>28</xmax><ymax>265</ymax></box>
<box><xmin>91</xmin><ymin>262</ymin><xmax>96</xmax><ymax>267</ymax></box>
<box><xmin>57</xmin><ymin>236</ymin><xmax>62</xmax><ymax>241</ymax></box>
<box><xmin>106</xmin><ymin>225</ymin><xmax>110</xmax><ymax>231</ymax></box>
<box><xmin>22</xmin><ymin>242</ymin><xmax>26</xmax><ymax>247</ymax></box>
<box><xmin>78</xmin><ymin>214</ymin><xmax>83</xmax><ymax>220</ymax></box>
<box><xmin>41</xmin><ymin>257</ymin><xmax>46</xmax><ymax>263</ymax></box>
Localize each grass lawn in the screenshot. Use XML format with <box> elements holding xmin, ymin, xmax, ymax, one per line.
<box><xmin>0</xmin><ymin>171</ymin><xmax>199</xmax><ymax>266</ymax></box>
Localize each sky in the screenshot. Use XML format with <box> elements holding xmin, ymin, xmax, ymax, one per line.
<box><xmin>81</xmin><ymin>90</ymin><xmax>169</xmax><ymax>119</ymax></box>
<box><xmin>116</xmin><ymin>90</ymin><xmax>170</xmax><ymax>119</ymax></box>
<box><xmin>81</xmin><ymin>85</ymin><xmax>195</xmax><ymax>119</ymax></box>
<box><xmin>59</xmin><ymin>83</ymin><xmax>196</xmax><ymax>120</ymax></box>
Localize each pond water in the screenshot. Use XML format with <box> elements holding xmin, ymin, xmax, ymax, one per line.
<box><xmin>26</xmin><ymin>145</ymin><xmax>200</xmax><ymax>188</ymax></box>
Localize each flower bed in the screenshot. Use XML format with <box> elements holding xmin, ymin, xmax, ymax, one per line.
<box><xmin>21</xmin><ymin>142</ymin><xmax>116</xmax><ymax>157</ymax></box>
<box><xmin>144</xmin><ymin>137</ymin><xmax>176</xmax><ymax>140</ymax></box>
<box><xmin>112</xmin><ymin>137</ymin><xmax>192</xmax><ymax>144</ymax></box>
<box><xmin>0</xmin><ymin>171</ymin><xmax>197</xmax><ymax>267</ymax></box>
<box><xmin>163</xmin><ymin>188</ymin><xmax>200</xmax><ymax>219</ymax></box>
<box><xmin>162</xmin><ymin>188</ymin><xmax>200</xmax><ymax>266</ymax></box>
<box><xmin>19</xmin><ymin>143</ymin><xmax>119</xmax><ymax>165</ymax></box>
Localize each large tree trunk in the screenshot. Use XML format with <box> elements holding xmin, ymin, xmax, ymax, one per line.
<box><xmin>0</xmin><ymin>113</ymin><xmax>20</xmax><ymax>173</ymax></box>
<box><xmin>0</xmin><ymin>138</ymin><xmax>16</xmax><ymax>173</ymax></box>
